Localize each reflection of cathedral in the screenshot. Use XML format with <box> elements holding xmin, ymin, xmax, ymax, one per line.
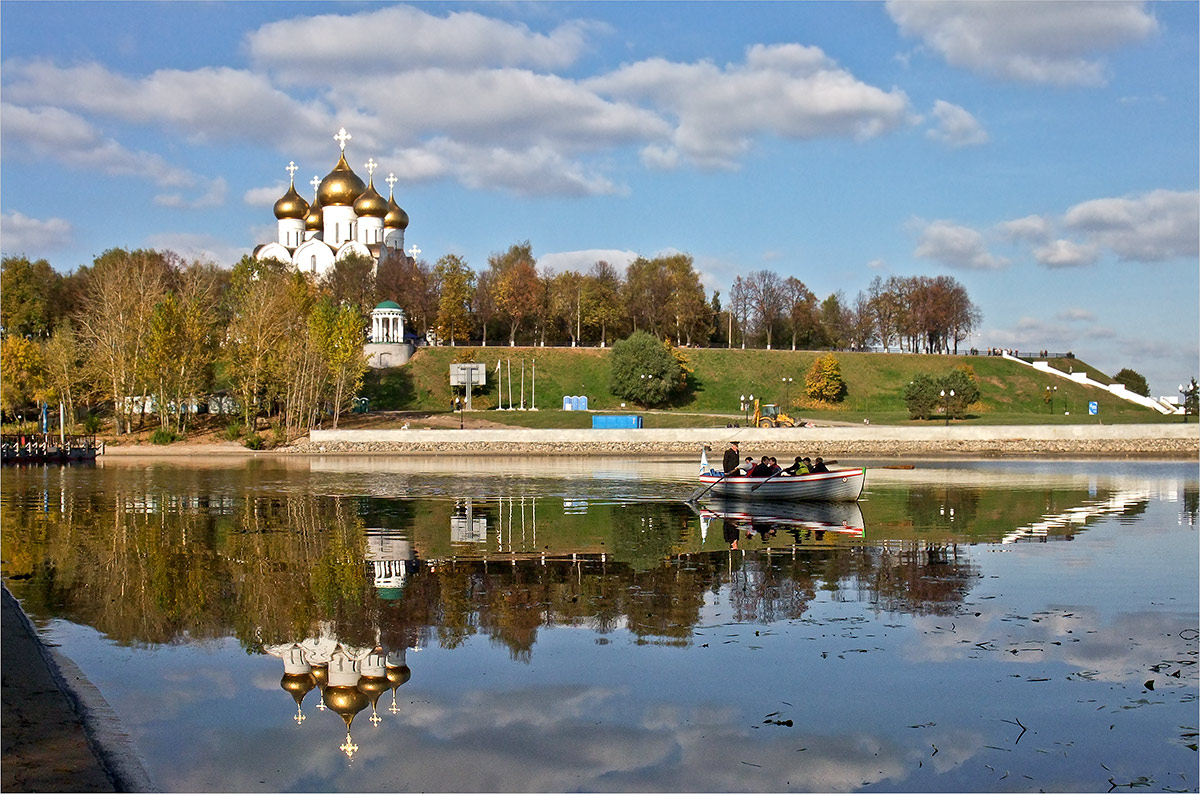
<box><xmin>254</xmin><ymin>127</ymin><xmax>410</xmax><ymax>278</ymax></box>
<box><xmin>265</xmin><ymin>630</ymin><xmax>413</xmax><ymax>760</ymax></box>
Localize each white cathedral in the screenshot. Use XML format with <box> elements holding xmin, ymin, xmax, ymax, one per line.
<box><xmin>254</xmin><ymin>128</ymin><xmax>409</xmax><ymax>277</ymax></box>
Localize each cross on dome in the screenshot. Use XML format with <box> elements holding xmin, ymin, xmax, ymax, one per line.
<box><xmin>310</xmin><ymin>175</ymin><xmax>321</xmax><ymax>193</ymax></box>
<box><xmin>334</xmin><ymin>127</ymin><xmax>352</xmax><ymax>151</ymax></box>
<box><xmin>365</xmin><ymin>157</ymin><xmax>377</xmax><ymax>177</ymax></box>
<box><xmin>386</xmin><ymin>172</ymin><xmax>398</xmax><ymax>196</ymax></box>
<box><xmin>286</xmin><ymin>161</ymin><xmax>298</xmax><ymax>183</ymax></box>
<box><xmin>408</xmin><ymin>244</ymin><xmax>421</xmax><ymax>259</ymax></box>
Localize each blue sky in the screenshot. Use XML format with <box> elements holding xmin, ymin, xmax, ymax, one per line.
<box><xmin>2</xmin><ymin>1</ymin><xmax>1196</xmax><ymax>395</ymax></box>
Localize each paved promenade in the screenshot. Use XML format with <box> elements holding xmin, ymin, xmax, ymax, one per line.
<box><xmin>303</xmin><ymin>423</ymin><xmax>1198</xmax><ymax>457</ymax></box>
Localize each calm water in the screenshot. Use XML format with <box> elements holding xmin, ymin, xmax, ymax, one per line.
<box><xmin>2</xmin><ymin>456</ymin><xmax>1196</xmax><ymax>793</ymax></box>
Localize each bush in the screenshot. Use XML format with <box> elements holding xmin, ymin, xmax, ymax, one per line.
<box><xmin>150</xmin><ymin>428</ymin><xmax>178</xmax><ymax>445</ymax></box>
<box><xmin>243</xmin><ymin>433</ymin><xmax>265</xmax><ymax>450</ymax></box>
<box><xmin>81</xmin><ymin>414</ymin><xmax>103</xmax><ymax>434</ymax></box>
<box><xmin>805</xmin><ymin>353</ymin><xmax>846</xmax><ymax>403</ymax></box>
<box><xmin>609</xmin><ymin>331</ymin><xmax>688</xmax><ymax>407</ymax></box>
<box><xmin>904</xmin><ymin>368</ymin><xmax>980</xmax><ymax>420</ymax></box>
<box><xmin>223</xmin><ymin>421</ymin><xmax>243</xmax><ymax>441</ymax></box>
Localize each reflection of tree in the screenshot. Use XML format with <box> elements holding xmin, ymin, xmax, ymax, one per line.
<box><xmin>1185</xmin><ymin>486</ymin><xmax>1198</xmax><ymax>525</ymax></box>
<box><xmin>904</xmin><ymin>487</ymin><xmax>981</xmax><ymax>532</ymax></box>
<box><xmin>2</xmin><ymin>472</ymin><xmax>982</xmax><ymax>659</ymax></box>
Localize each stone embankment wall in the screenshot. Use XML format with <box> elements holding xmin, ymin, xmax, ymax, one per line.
<box><xmin>301</xmin><ymin>425</ymin><xmax>1198</xmax><ymax>458</ymax></box>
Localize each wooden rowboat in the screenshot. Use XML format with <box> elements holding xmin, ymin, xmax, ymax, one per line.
<box><xmin>696</xmin><ymin>467</ymin><xmax>866</xmax><ymax>502</ymax></box>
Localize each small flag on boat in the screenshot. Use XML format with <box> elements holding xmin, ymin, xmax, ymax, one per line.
<box><xmin>699</xmin><ymin>447</ymin><xmax>708</xmax><ymax>473</ymax></box>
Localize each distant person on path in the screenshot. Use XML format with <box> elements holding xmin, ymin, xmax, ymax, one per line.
<box><xmin>722</xmin><ymin>441</ymin><xmax>741</xmax><ymax>475</ymax></box>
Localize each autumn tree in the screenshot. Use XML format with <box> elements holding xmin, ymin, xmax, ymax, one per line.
<box><xmin>747</xmin><ymin>269</ymin><xmax>785</xmax><ymax>349</ymax></box>
<box><xmin>376</xmin><ymin>249</ymin><xmax>435</xmax><ymax>338</ymax></box>
<box><xmin>783</xmin><ymin>276</ymin><xmax>818</xmax><ymax>350</ymax></box>
<box><xmin>665</xmin><ymin>254</ymin><xmax>709</xmax><ymax>346</ymax></box>
<box><xmin>75</xmin><ymin>248</ymin><xmax>172</xmax><ymax>433</ymax></box>
<box><xmin>41</xmin><ymin>319</ymin><xmax>83</xmax><ymax>427</ymax></box>
<box><xmin>0</xmin><ymin>335</ymin><xmax>46</xmax><ymax>419</ymax></box>
<box><xmin>225</xmin><ymin>256</ymin><xmax>301</xmax><ymax>430</ymax></box>
<box><xmin>549</xmin><ymin>270</ymin><xmax>584</xmax><ymax>347</ymax></box>
<box><xmin>729</xmin><ymin>276</ymin><xmax>752</xmax><ymax>349</ymax></box>
<box><xmin>309</xmin><ymin>299</ymin><xmax>368</xmax><ymax>428</ymax></box>
<box><xmin>581</xmin><ymin>260</ymin><xmax>622</xmax><ymax>347</ymax></box>
<box><xmin>623</xmin><ymin>256</ymin><xmax>673</xmax><ymax>338</ymax></box>
<box><xmin>805</xmin><ymin>352</ymin><xmax>846</xmax><ymax>403</ymax></box>
<box><xmin>1</xmin><ymin>255</ymin><xmax>65</xmax><ymax>338</ymax></box>
<box><xmin>434</xmin><ymin>254</ymin><xmax>475</xmax><ymax>346</ymax></box>
<box><xmin>322</xmin><ymin>252</ymin><xmax>377</xmax><ymax>316</ymax></box>
<box><xmin>490</xmin><ymin>243</ymin><xmax>541</xmax><ymax>346</ymax></box>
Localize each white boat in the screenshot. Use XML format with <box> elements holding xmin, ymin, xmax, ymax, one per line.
<box><xmin>694</xmin><ymin>467</ymin><xmax>866</xmax><ymax>502</ymax></box>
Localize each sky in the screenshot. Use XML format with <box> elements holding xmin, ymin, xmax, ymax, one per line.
<box><xmin>1</xmin><ymin>1</ymin><xmax>1197</xmax><ymax>396</ymax></box>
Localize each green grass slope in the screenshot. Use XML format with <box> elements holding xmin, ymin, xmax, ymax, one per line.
<box><xmin>363</xmin><ymin>346</ymin><xmax>1169</xmax><ymax>426</ymax></box>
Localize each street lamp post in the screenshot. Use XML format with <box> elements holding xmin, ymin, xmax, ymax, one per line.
<box><xmin>740</xmin><ymin>394</ymin><xmax>747</xmax><ymax>425</ymax></box>
<box><xmin>781</xmin><ymin>377</ymin><xmax>793</xmax><ymax>408</ymax></box>
<box><xmin>940</xmin><ymin>389</ymin><xmax>955</xmax><ymax>426</ymax></box>
<box><xmin>1046</xmin><ymin>385</ymin><xmax>1057</xmax><ymax>415</ymax></box>
<box><xmin>749</xmin><ymin>394</ymin><xmax>755</xmax><ymax>425</ymax></box>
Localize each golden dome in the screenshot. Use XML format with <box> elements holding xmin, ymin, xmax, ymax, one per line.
<box><xmin>281</xmin><ymin>672</ymin><xmax>316</xmax><ymax>707</ymax></box>
<box><xmin>318</xmin><ymin>152</ymin><xmax>366</xmax><ymax>207</ymax></box>
<box><xmin>384</xmin><ymin>195</ymin><xmax>409</xmax><ymax>230</ymax></box>
<box><xmin>305</xmin><ymin>195</ymin><xmax>323</xmax><ymax>232</ymax></box>
<box><xmin>358</xmin><ymin>675</ymin><xmax>389</xmax><ymax>699</ymax></box>
<box><xmin>274</xmin><ymin>183</ymin><xmax>309</xmax><ymax>220</ymax></box>
<box><xmin>354</xmin><ymin>179</ymin><xmax>388</xmax><ymax>217</ymax></box>
<box><xmin>386</xmin><ymin>665</ymin><xmax>411</xmax><ymax>688</ymax></box>
<box><xmin>310</xmin><ymin>664</ymin><xmax>329</xmax><ymax>690</ymax></box>
<box><xmin>323</xmin><ymin>685</ymin><xmax>369</xmax><ymax>729</ymax></box>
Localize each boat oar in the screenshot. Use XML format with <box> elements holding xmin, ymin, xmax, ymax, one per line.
<box><xmin>688</xmin><ymin>470</ymin><xmax>730</xmax><ymax>503</ymax></box>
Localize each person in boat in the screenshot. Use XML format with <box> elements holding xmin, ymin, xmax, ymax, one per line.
<box><xmin>748</xmin><ymin>456</ymin><xmax>773</xmax><ymax>477</ymax></box>
<box><xmin>741</xmin><ymin>456</ymin><xmax>755</xmax><ymax>474</ymax></box>
<box><xmin>722</xmin><ymin>441</ymin><xmax>741</xmax><ymax>475</ymax></box>
<box><xmin>811</xmin><ymin>456</ymin><xmax>830</xmax><ymax>473</ymax></box>
<box><xmin>768</xmin><ymin>456</ymin><xmax>782</xmax><ymax>475</ymax></box>
<box><xmin>784</xmin><ymin>456</ymin><xmax>810</xmax><ymax>476</ymax></box>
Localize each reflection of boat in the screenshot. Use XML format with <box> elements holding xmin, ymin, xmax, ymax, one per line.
<box><xmin>696</xmin><ymin>467</ymin><xmax>865</xmax><ymax>501</ymax></box>
<box><xmin>698</xmin><ymin>498</ymin><xmax>865</xmax><ymax>536</ymax></box>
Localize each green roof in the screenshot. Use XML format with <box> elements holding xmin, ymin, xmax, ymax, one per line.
<box><xmin>375</xmin><ymin>300</ymin><xmax>402</xmax><ymax>310</ymax></box>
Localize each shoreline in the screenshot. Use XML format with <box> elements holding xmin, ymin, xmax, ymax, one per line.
<box><xmin>95</xmin><ymin>423</ymin><xmax>1199</xmax><ymax>459</ymax></box>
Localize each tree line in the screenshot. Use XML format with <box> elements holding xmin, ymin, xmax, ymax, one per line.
<box><xmin>0</xmin><ymin>243</ymin><xmax>982</xmax><ymax>433</ymax></box>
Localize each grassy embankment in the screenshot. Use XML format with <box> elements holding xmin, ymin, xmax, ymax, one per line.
<box><xmin>361</xmin><ymin>346</ymin><xmax>1170</xmax><ymax>429</ymax></box>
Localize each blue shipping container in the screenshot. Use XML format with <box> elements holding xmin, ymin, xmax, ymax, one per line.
<box><xmin>591</xmin><ymin>415</ymin><xmax>642</xmax><ymax>429</ymax></box>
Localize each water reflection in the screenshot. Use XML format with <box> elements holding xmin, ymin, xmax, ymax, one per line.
<box><xmin>1</xmin><ymin>460</ymin><xmax>1195</xmax><ymax>791</ymax></box>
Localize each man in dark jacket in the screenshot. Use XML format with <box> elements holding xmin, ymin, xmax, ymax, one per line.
<box><xmin>722</xmin><ymin>441</ymin><xmax>741</xmax><ymax>474</ymax></box>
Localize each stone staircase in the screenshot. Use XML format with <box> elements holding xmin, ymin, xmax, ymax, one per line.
<box><xmin>1001</xmin><ymin>352</ymin><xmax>1180</xmax><ymax>414</ymax></box>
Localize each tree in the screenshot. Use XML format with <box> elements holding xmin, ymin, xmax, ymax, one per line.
<box><xmin>783</xmin><ymin>277</ymin><xmax>818</xmax><ymax>350</ymax></box>
<box><xmin>581</xmin><ymin>261</ymin><xmax>622</xmax><ymax>347</ymax></box>
<box><xmin>609</xmin><ymin>331</ymin><xmax>687</xmax><ymax>407</ymax></box>
<box><xmin>748</xmin><ymin>270</ymin><xmax>785</xmax><ymax>349</ymax></box>
<box><xmin>1</xmin><ymin>255</ymin><xmax>64</xmax><ymax>338</ymax></box>
<box><xmin>623</xmin><ymin>257</ymin><xmax>673</xmax><ymax>338</ymax></box>
<box><xmin>942</xmin><ymin>366</ymin><xmax>980</xmax><ymax>418</ymax></box>
<box><xmin>493</xmin><ymin>254</ymin><xmax>541</xmax><ymax>346</ymax></box>
<box><xmin>225</xmin><ymin>256</ymin><xmax>301</xmax><ymax>430</ymax></box>
<box><xmin>75</xmin><ymin>248</ymin><xmax>172</xmax><ymax>433</ymax></box>
<box><xmin>804</xmin><ymin>352</ymin><xmax>846</xmax><ymax>403</ymax></box>
<box><xmin>309</xmin><ymin>299</ymin><xmax>368</xmax><ymax>428</ymax></box>
<box><xmin>0</xmin><ymin>335</ymin><xmax>46</xmax><ymax>418</ymax></box>
<box><xmin>549</xmin><ymin>270</ymin><xmax>584</xmax><ymax>347</ymax></box>
<box><xmin>664</xmin><ymin>254</ymin><xmax>709</xmax><ymax>346</ymax></box>
<box><xmin>903</xmin><ymin>373</ymin><xmax>940</xmax><ymax>420</ymax></box>
<box><xmin>473</xmin><ymin>269</ymin><xmax>498</xmax><ymax>346</ymax></box>
<box><xmin>819</xmin><ymin>292</ymin><xmax>850</xmax><ymax>350</ymax></box>
<box><xmin>376</xmin><ymin>249</ymin><xmax>435</xmax><ymax>337</ymax></box>
<box><xmin>434</xmin><ymin>255</ymin><xmax>475</xmax><ymax>346</ymax></box>
<box><xmin>1113</xmin><ymin>368</ymin><xmax>1150</xmax><ymax>397</ymax></box>
<box><xmin>729</xmin><ymin>276</ymin><xmax>751</xmax><ymax>349</ymax></box>
<box><xmin>867</xmin><ymin>275</ymin><xmax>901</xmax><ymax>353</ymax></box>
<box><xmin>322</xmin><ymin>252</ymin><xmax>377</xmax><ymax>316</ymax></box>
<box><xmin>41</xmin><ymin>319</ymin><xmax>83</xmax><ymax>427</ymax></box>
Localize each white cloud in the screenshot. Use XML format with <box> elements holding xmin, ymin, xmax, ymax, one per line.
<box><xmin>244</xmin><ymin>184</ymin><xmax>288</xmax><ymax>207</ymax></box>
<box><xmin>415</xmin><ymin>139</ymin><xmax>621</xmax><ymax>197</ymax></box>
<box><xmin>246</xmin><ymin>6</ymin><xmax>600</xmax><ymax>76</ymax></box>
<box><xmin>998</xmin><ymin>214</ymin><xmax>1051</xmax><ymax>242</ymax></box>
<box><xmin>0</xmin><ymin>211</ymin><xmax>73</xmax><ymax>254</ymax></box>
<box><xmin>1063</xmin><ymin>189</ymin><xmax>1199</xmax><ymax>262</ymax></box>
<box><xmin>640</xmin><ymin>144</ymin><xmax>681</xmax><ymax>171</ymax></box>
<box><xmin>925</xmin><ymin>99</ymin><xmax>988</xmax><ymax>147</ymax></box>
<box><xmin>1057</xmin><ymin>308</ymin><xmax>1095</xmax><ymax>322</ymax></box>
<box><xmin>913</xmin><ymin>220</ymin><xmax>1009</xmax><ymax>270</ymax></box>
<box><xmin>588</xmin><ymin>43</ymin><xmax>911</xmax><ymax>168</ymax></box>
<box><xmin>1034</xmin><ymin>238</ymin><xmax>1100</xmax><ymax>268</ymax></box>
<box><xmin>143</xmin><ymin>232</ymin><xmax>246</xmax><ymax>267</ymax></box>
<box><xmin>538</xmin><ymin>249</ymin><xmax>639</xmax><ymax>273</ymax></box>
<box><xmin>2</xmin><ymin>60</ymin><xmax>333</xmax><ymax>152</ymax></box>
<box><xmin>887</xmin><ymin>0</ymin><xmax>1158</xmax><ymax>85</ymax></box>
<box><xmin>155</xmin><ymin>177</ymin><xmax>228</xmax><ymax>210</ymax></box>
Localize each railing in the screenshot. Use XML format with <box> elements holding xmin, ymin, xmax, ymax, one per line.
<box><xmin>0</xmin><ymin>434</ymin><xmax>99</xmax><ymax>463</ymax></box>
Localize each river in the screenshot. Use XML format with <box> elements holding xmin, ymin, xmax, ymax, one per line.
<box><xmin>2</xmin><ymin>456</ymin><xmax>1196</xmax><ymax>792</ymax></box>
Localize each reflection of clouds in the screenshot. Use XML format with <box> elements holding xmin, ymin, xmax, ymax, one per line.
<box><xmin>905</xmin><ymin>608</ymin><xmax>1197</xmax><ymax>686</ymax></box>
